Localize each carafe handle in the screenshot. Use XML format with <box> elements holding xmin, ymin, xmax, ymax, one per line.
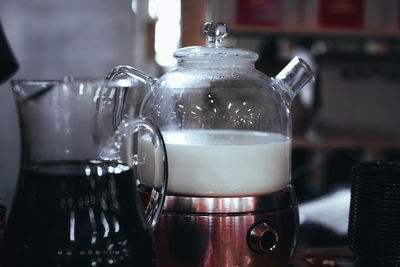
<box><xmin>101</xmin><ymin>118</ymin><xmax>168</xmax><ymax>232</ymax></box>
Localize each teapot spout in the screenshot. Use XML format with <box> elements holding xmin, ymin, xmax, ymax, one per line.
<box><xmin>274</xmin><ymin>56</ymin><xmax>315</xmax><ymax>102</ymax></box>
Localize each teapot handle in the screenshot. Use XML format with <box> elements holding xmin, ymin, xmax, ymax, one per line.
<box><xmin>106</xmin><ymin>66</ymin><xmax>163</xmax><ymax>231</ymax></box>
<box><xmin>101</xmin><ymin>117</ymin><xmax>168</xmax><ymax>232</ymax></box>
<box><xmin>106</xmin><ymin>65</ymin><xmax>157</xmax><ymax>88</ymax></box>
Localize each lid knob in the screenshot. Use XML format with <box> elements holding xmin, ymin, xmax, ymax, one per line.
<box><xmin>203</xmin><ymin>22</ymin><xmax>228</xmax><ymax>47</ymax></box>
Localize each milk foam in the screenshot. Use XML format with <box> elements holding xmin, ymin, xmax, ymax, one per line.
<box><xmin>139</xmin><ymin>130</ymin><xmax>291</xmax><ymax>197</ymax></box>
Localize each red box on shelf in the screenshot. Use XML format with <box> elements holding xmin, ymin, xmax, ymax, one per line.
<box><xmin>236</xmin><ymin>0</ymin><xmax>282</xmax><ymax>26</ymax></box>
<box><xmin>318</xmin><ymin>0</ymin><xmax>365</xmax><ymax>29</ymax></box>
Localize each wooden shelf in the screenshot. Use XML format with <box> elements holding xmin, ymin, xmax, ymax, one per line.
<box><xmin>229</xmin><ymin>24</ymin><xmax>400</xmax><ymax>39</ymax></box>
<box><xmin>293</xmin><ymin>135</ymin><xmax>400</xmax><ymax>150</ymax></box>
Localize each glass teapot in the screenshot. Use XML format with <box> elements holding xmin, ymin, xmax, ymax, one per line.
<box><xmin>108</xmin><ymin>22</ymin><xmax>314</xmax><ymax>197</ymax></box>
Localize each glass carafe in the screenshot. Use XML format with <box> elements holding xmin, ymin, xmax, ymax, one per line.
<box><xmin>2</xmin><ymin>78</ymin><xmax>167</xmax><ymax>267</ymax></box>
<box><xmin>108</xmin><ymin>22</ymin><xmax>314</xmax><ymax>197</ymax></box>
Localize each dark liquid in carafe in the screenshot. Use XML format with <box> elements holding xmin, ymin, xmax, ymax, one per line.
<box><xmin>1</xmin><ymin>160</ymin><xmax>156</xmax><ymax>267</ymax></box>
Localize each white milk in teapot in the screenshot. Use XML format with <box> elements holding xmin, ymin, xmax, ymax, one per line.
<box><xmin>139</xmin><ymin>129</ymin><xmax>291</xmax><ymax>197</ymax></box>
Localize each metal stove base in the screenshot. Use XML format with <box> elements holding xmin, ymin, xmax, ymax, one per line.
<box><xmin>154</xmin><ymin>186</ymin><xmax>299</xmax><ymax>267</ymax></box>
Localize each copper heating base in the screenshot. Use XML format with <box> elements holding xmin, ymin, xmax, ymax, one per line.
<box><xmin>154</xmin><ymin>185</ymin><xmax>299</xmax><ymax>267</ymax></box>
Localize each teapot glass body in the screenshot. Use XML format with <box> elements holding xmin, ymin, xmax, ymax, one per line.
<box><xmin>141</xmin><ymin>62</ymin><xmax>292</xmax><ymax>196</ymax></box>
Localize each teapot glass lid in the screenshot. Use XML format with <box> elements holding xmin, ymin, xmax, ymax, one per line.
<box><xmin>173</xmin><ymin>22</ymin><xmax>258</xmax><ymax>63</ymax></box>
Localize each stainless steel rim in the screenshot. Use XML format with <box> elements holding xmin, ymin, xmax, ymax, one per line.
<box><xmin>162</xmin><ymin>185</ymin><xmax>297</xmax><ymax>214</ymax></box>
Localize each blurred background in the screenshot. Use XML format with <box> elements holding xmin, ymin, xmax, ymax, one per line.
<box><xmin>1</xmin><ymin>0</ymin><xmax>400</xmax><ymax>249</ymax></box>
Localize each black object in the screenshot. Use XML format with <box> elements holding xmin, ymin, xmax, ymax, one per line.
<box><xmin>348</xmin><ymin>161</ymin><xmax>400</xmax><ymax>267</ymax></box>
<box><xmin>0</xmin><ymin>20</ymin><xmax>18</xmax><ymax>84</ymax></box>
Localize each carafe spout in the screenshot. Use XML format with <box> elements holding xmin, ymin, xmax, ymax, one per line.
<box><xmin>274</xmin><ymin>56</ymin><xmax>315</xmax><ymax>103</ymax></box>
